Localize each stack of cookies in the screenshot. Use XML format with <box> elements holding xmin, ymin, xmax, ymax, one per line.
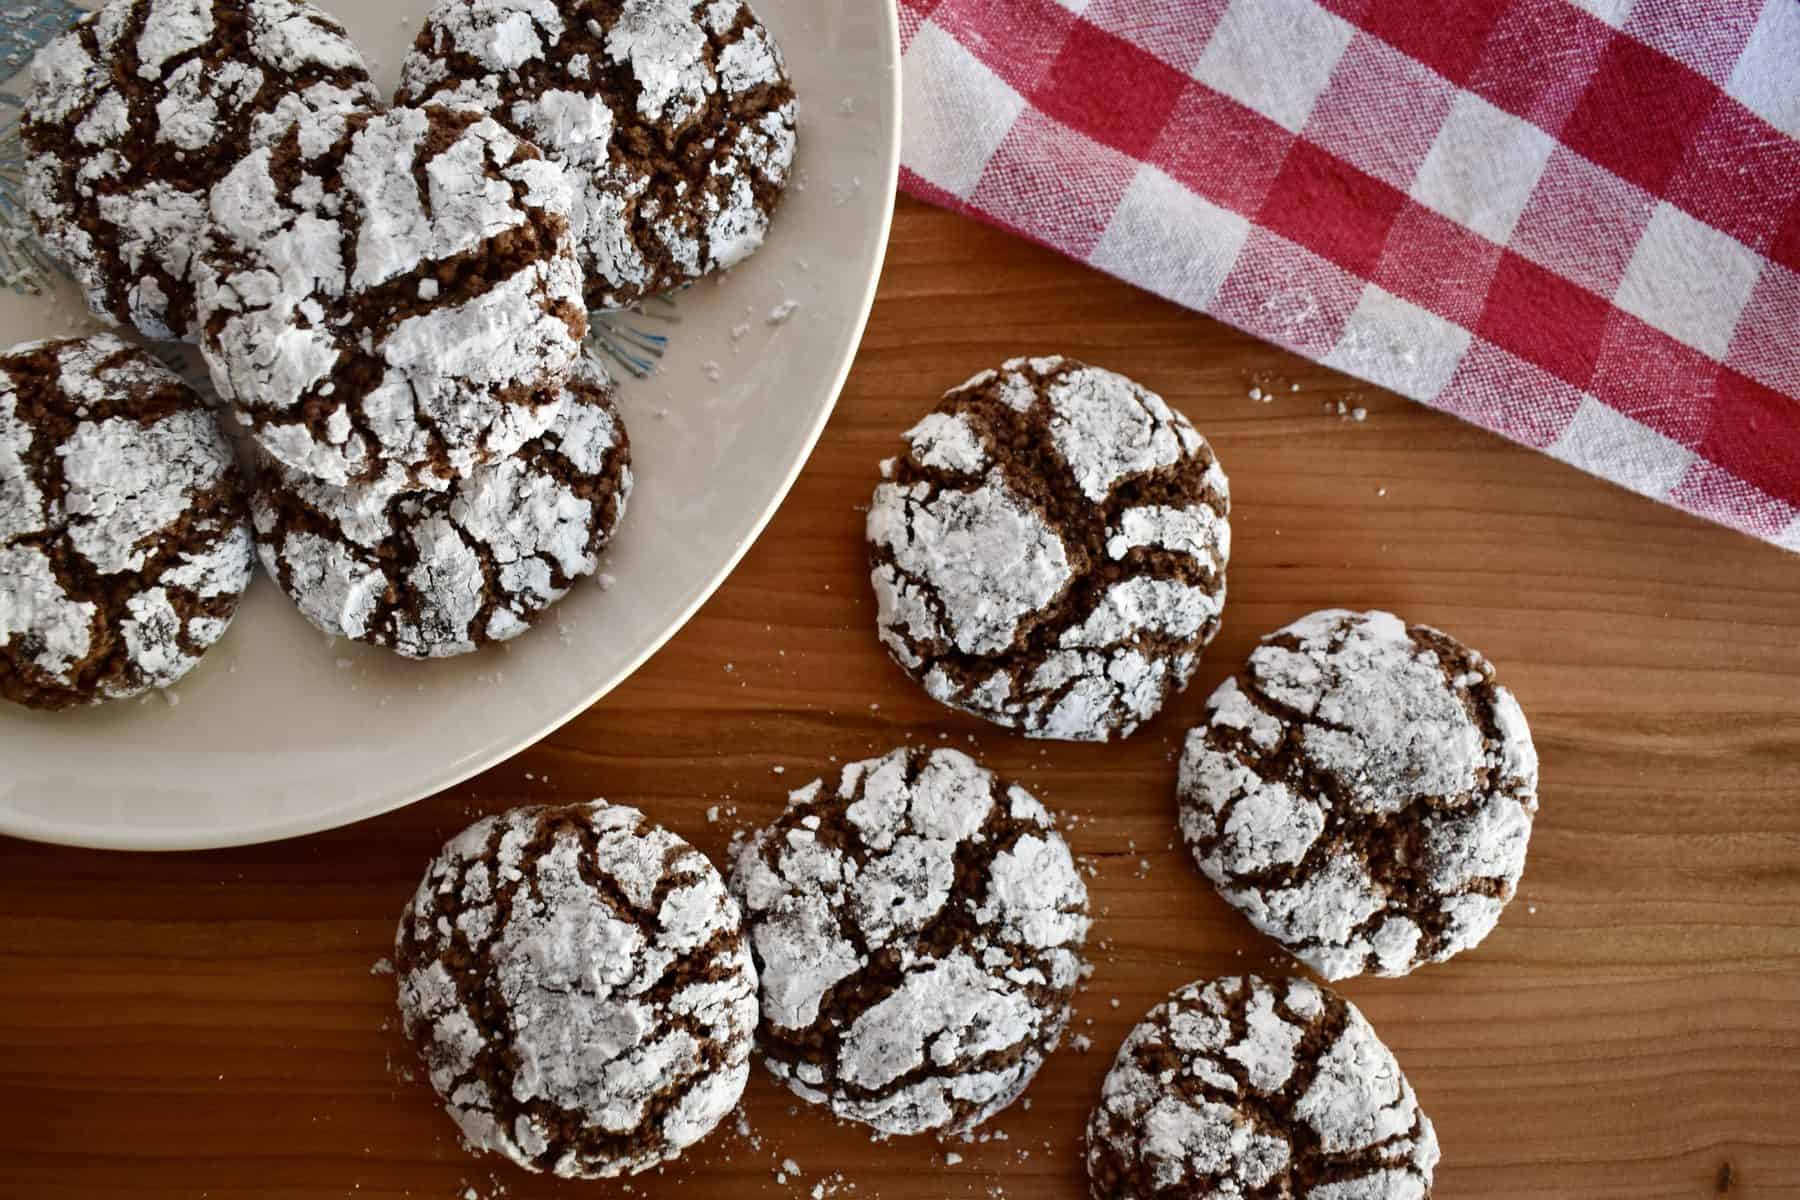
<box><xmin>1</xmin><ymin>0</ymin><xmax>798</xmax><ymax>709</ymax></box>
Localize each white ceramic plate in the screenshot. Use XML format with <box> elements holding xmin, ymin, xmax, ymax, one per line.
<box><xmin>0</xmin><ymin>0</ymin><xmax>901</xmax><ymax>850</ymax></box>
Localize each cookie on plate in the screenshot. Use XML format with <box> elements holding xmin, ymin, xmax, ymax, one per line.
<box><xmin>1086</xmin><ymin>976</ymin><xmax>1440</xmax><ymax>1199</ymax></box>
<box><xmin>867</xmin><ymin>356</ymin><xmax>1231</xmax><ymax>742</ymax></box>
<box><xmin>252</xmin><ymin>357</ymin><xmax>631</xmax><ymax>659</ymax></box>
<box><xmin>0</xmin><ymin>334</ymin><xmax>253</xmax><ymax>711</ymax></box>
<box><xmin>1178</xmin><ymin>610</ymin><xmax>1539</xmax><ymax>981</ymax></box>
<box><xmin>196</xmin><ymin>102</ymin><xmax>587</xmax><ymax>488</ymax></box>
<box><xmin>397</xmin><ymin>0</ymin><xmax>798</xmax><ymax>309</ymax></box>
<box><xmin>730</xmin><ymin>746</ymin><xmax>1091</xmax><ymax>1136</ymax></box>
<box><xmin>22</xmin><ymin>0</ymin><xmax>377</xmax><ymax>341</ymax></box>
<box><xmin>395</xmin><ymin>800</ymin><xmax>758</xmax><ymax>1179</ymax></box>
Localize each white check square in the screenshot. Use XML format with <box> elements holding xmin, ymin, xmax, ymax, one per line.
<box><xmin>1550</xmin><ymin>396</ymin><xmax>1695</xmax><ymax>500</ymax></box>
<box><xmin>901</xmin><ymin>22</ymin><xmax>1027</xmax><ymax>199</ymax></box>
<box><xmin>1566</xmin><ymin>0</ymin><xmax>1637</xmax><ymax>28</ymax></box>
<box><xmin>1191</xmin><ymin>0</ymin><xmax>1353</xmax><ymax>133</ymax></box>
<box><xmin>1728</xmin><ymin>0</ymin><xmax>1800</xmax><ymax>138</ymax></box>
<box><xmin>1614</xmin><ymin>201</ymin><xmax>1765</xmax><ymax>360</ymax></box>
<box><xmin>1324</xmin><ymin>284</ymin><xmax>1472</xmax><ymax>401</ymax></box>
<box><xmin>1410</xmin><ymin>92</ymin><xmax>1557</xmax><ymax>245</ymax></box>
<box><xmin>1091</xmin><ymin>165</ymin><xmax>1251</xmax><ymax>311</ymax></box>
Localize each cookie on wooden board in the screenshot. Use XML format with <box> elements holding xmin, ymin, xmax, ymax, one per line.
<box><xmin>196</xmin><ymin>101</ymin><xmax>588</xmax><ymax>488</ymax></box>
<box><xmin>253</xmin><ymin>357</ymin><xmax>632</xmax><ymax>659</ymax></box>
<box><xmin>0</xmin><ymin>334</ymin><xmax>253</xmax><ymax>711</ymax></box>
<box><xmin>868</xmin><ymin>356</ymin><xmax>1231</xmax><ymax>742</ymax></box>
<box><xmin>731</xmin><ymin>746</ymin><xmax>1091</xmax><ymax>1136</ymax></box>
<box><xmin>398</xmin><ymin>0</ymin><xmax>798</xmax><ymax>309</ymax></box>
<box><xmin>1087</xmin><ymin>976</ymin><xmax>1440</xmax><ymax>1199</ymax></box>
<box><xmin>394</xmin><ymin>800</ymin><xmax>758</xmax><ymax>1179</ymax></box>
<box><xmin>23</xmin><ymin>0</ymin><xmax>377</xmax><ymax>341</ymax></box>
<box><xmin>1179</xmin><ymin>610</ymin><xmax>1539</xmax><ymax>981</ymax></box>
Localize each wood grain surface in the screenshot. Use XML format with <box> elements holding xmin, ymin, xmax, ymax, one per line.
<box><xmin>4</xmin><ymin>199</ymin><xmax>1799</xmax><ymax>1200</ymax></box>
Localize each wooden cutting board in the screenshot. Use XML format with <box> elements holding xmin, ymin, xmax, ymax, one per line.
<box><xmin>3</xmin><ymin>198</ymin><xmax>1797</xmax><ymax>1200</ymax></box>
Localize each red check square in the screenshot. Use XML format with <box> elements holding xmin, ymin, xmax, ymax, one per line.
<box><xmin>929</xmin><ymin>0</ymin><xmax>1078</xmax><ymax>95</ymax></box>
<box><xmin>1358</xmin><ymin>0</ymin><xmax>1513</xmax><ymax>85</ymax></box>
<box><xmin>1371</xmin><ymin>201</ymin><xmax>1505</xmax><ymax>328</ymax></box>
<box><xmin>1666</xmin><ymin>100</ymin><xmax>1800</xmax><ymax>257</ymax></box>
<box><xmin>1257</xmin><ymin>140</ymin><xmax>1407</xmax><ymax>278</ymax></box>
<box><xmin>1591</xmin><ymin>312</ymin><xmax>1719</xmax><ymax>449</ymax></box>
<box><xmin>1670</xmin><ymin>459</ymin><xmax>1798</xmax><ymax>540</ymax></box>
<box><xmin>1509</xmin><ymin>146</ymin><xmax>1656</xmax><ymax>298</ymax></box>
<box><xmin>1478</xmin><ymin>251</ymin><xmax>1613</xmax><ymax>390</ymax></box>
<box><xmin>1727</xmin><ymin>264</ymin><xmax>1800</xmax><ymax>395</ymax></box>
<box><xmin>1704</xmin><ymin>369</ymin><xmax>1800</xmax><ymax>508</ymax></box>
<box><xmin>1624</xmin><ymin>0</ymin><xmax>1762</xmax><ymax>84</ymax></box>
<box><xmin>1212</xmin><ymin>228</ymin><xmax>1365</xmax><ymax>358</ymax></box>
<box><xmin>1437</xmin><ymin>338</ymin><xmax>1586</xmax><ymax>449</ymax></box>
<box><xmin>1034</xmin><ymin>21</ymin><xmax>1190</xmax><ymax>160</ymax></box>
<box><xmin>1468</xmin><ymin>0</ymin><xmax>1614</xmax><ymax>135</ymax></box>
<box><xmin>1305</xmin><ymin>33</ymin><xmax>1457</xmax><ymax>190</ymax></box>
<box><xmin>968</xmin><ymin>109</ymin><xmax>1139</xmax><ymax>259</ymax></box>
<box><xmin>1561</xmin><ymin>34</ymin><xmax>1722</xmax><ymax>196</ymax></box>
<box><xmin>1083</xmin><ymin>0</ymin><xmax>1230</xmax><ymax>73</ymax></box>
<box><xmin>1149</xmin><ymin>82</ymin><xmax>1294</xmax><ymax>218</ymax></box>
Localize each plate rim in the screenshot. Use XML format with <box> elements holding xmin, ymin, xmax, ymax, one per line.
<box><xmin>0</xmin><ymin>0</ymin><xmax>905</xmax><ymax>853</ymax></box>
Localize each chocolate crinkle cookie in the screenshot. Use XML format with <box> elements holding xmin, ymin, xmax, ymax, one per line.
<box><xmin>730</xmin><ymin>746</ymin><xmax>1091</xmax><ymax>1136</ymax></box>
<box><xmin>1087</xmin><ymin>976</ymin><xmax>1440</xmax><ymax>1199</ymax></box>
<box><xmin>196</xmin><ymin>101</ymin><xmax>588</xmax><ymax>488</ymax></box>
<box><xmin>22</xmin><ymin>0</ymin><xmax>377</xmax><ymax>341</ymax></box>
<box><xmin>253</xmin><ymin>357</ymin><xmax>631</xmax><ymax>659</ymax></box>
<box><xmin>395</xmin><ymin>800</ymin><xmax>758</xmax><ymax>1179</ymax></box>
<box><xmin>0</xmin><ymin>334</ymin><xmax>253</xmax><ymax>711</ymax></box>
<box><xmin>1179</xmin><ymin>610</ymin><xmax>1539</xmax><ymax>982</ymax></box>
<box><xmin>397</xmin><ymin>0</ymin><xmax>798</xmax><ymax>309</ymax></box>
<box><xmin>868</xmin><ymin>357</ymin><xmax>1231</xmax><ymax>742</ymax></box>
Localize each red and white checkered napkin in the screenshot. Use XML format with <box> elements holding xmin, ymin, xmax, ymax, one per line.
<box><xmin>897</xmin><ymin>0</ymin><xmax>1800</xmax><ymax>550</ymax></box>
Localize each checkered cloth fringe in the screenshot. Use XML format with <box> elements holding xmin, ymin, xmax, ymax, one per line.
<box><xmin>898</xmin><ymin>0</ymin><xmax>1800</xmax><ymax>551</ymax></box>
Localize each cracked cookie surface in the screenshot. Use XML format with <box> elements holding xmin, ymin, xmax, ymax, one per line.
<box><xmin>253</xmin><ymin>357</ymin><xmax>631</xmax><ymax>659</ymax></box>
<box><xmin>1087</xmin><ymin>976</ymin><xmax>1439</xmax><ymax>1199</ymax></box>
<box><xmin>195</xmin><ymin>101</ymin><xmax>588</xmax><ymax>488</ymax></box>
<box><xmin>397</xmin><ymin>0</ymin><xmax>797</xmax><ymax>309</ymax></box>
<box><xmin>730</xmin><ymin>746</ymin><xmax>1090</xmax><ymax>1136</ymax></box>
<box><xmin>1179</xmin><ymin>610</ymin><xmax>1539</xmax><ymax>981</ymax></box>
<box><xmin>395</xmin><ymin>800</ymin><xmax>758</xmax><ymax>1179</ymax></box>
<box><xmin>23</xmin><ymin>0</ymin><xmax>377</xmax><ymax>342</ymax></box>
<box><xmin>868</xmin><ymin>356</ymin><xmax>1231</xmax><ymax>742</ymax></box>
<box><xmin>0</xmin><ymin>334</ymin><xmax>253</xmax><ymax>710</ymax></box>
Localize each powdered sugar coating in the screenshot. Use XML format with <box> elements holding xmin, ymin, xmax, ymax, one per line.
<box><xmin>253</xmin><ymin>358</ymin><xmax>631</xmax><ymax>658</ymax></box>
<box><xmin>395</xmin><ymin>800</ymin><xmax>757</xmax><ymax>1179</ymax></box>
<box><xmin>1087</xmin><ymin>976</ymin><xmax>1439</xmax><ymax>1198</ymax></box>
<box><xmin>868</xmin><ymin>357</ymin><xmax>1230</xmax><ymax>742</ymax></box>
<box><xmin>23</xmin><ymin>0</ymin><xmax>378</xmax><ymax>341</ymax></box>
<box><xmin>1179</xmin><ymin>611</ymin><xmax>1540</xmax><ymax>981</ymax></box>
<box><xmin>731</xmin><ymin>747</ymin><xmax>1090</xmax><ymax>1136</ymax></box>
<box><xmin>0</xmin><ymin>335</ymin><xmax>252</xmax><ymax>710</ymax></box>
<box><xmin>397</xmin><ymin>0</ymin><xmax>798</xmax><ymax>309</ymax></box>
<box><xmin>196</xmin><ymin>102</ymin><xmax>587</xmax><ymax>488</ymax></box>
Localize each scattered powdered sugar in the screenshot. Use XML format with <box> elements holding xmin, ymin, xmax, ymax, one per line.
<box><xmin>23</xmin><ymin>0</ymin><xmax>378</xmax><ymax>341</ymax></box>
<box><xmin>196</xmin><ymin>103</ymin><xmax>583</xmax><ymax>487</ymax></box>
<box><xmin>0</xmin><ymin>335</ymin><xmax>252</xmax><ymax>707</ymax></box>
<box><xmin>731</xmin><ymin>747</ymin><xmax>1090</xmax><ymax>1137</ymax></box>
<box><xmin>253</xmin><ymin>359</ymin><xmax>630</xmax><ymax>659</ymax></box>
<box><xmin>868</xmin><ymin>356</ymin><xmax>1230</xmax><ymax>742</ymax></box>
<box><xmin>1179</xmin><ymin>610</ymin><xmax>1540</xmax><ymax>980</ymax></box>
<box><xmin>1087</xmin><ymin>977</ymin><xmax>1439</xmax><ymax>1197</ymax></box>
<box><xmin>395</xmin><ymin>801</ymin><xmax>757</xmax><ymax>1180</ymax></box>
